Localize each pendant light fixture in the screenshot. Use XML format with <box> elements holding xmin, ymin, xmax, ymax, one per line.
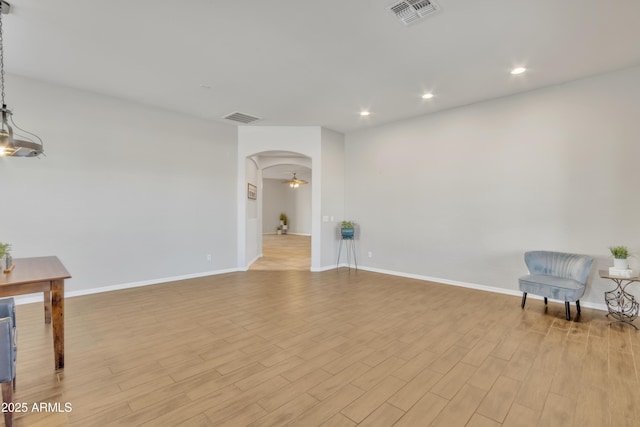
<box><xmin>0</xmin><ymin>1</ymin><xmax>43</xmax><ymax>157</ymax></box>
<box><xmin>283</xmin><ymin>172</ymin><xmax>308</xmax><ymax>189</ymax></box>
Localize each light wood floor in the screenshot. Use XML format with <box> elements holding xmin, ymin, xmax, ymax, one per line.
<box><xmin>250</xmin><ymin>234</ymin><xmax>311</xmax><ymax>271</ymax></box>
<box><xmin>10</xmin><ymin>268</ymin><xmax>640</xmax><ymax>426</ymax></box>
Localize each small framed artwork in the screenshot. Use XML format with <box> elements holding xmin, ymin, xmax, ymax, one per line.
<box><xmin>247</xmin><ymin>183</ymin><xmax>257</xmax><ymax>200</ymax></box>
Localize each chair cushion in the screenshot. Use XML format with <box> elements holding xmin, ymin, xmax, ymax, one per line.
<box><xmin>519</xmin><ymin>274</ymin><xmax>586</xmax><ymax>302</ymax></box>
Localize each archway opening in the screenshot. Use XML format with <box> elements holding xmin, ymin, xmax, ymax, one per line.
<box><xmin>242</xmin><ymin>151</ymin><xmax>313</xmax><ymax>271</ymax></box>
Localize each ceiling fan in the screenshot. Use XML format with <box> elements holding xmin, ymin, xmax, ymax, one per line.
<box><xmin>283</xmin><ymin>172</ymin><xmax>308</xmax><ymax>188</ymax></box>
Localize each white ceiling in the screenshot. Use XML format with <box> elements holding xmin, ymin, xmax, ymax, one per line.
<box><xmin>262</xmin><ymin>164</ymin><xmax>311</xmax><ymax>182</ymax></box>
<box><xmin>4</xmin><ymin>0</ymin><xmax>640</xmax><ymax>133</ymax></box>
<box><xmin>255</xmin><ymin>151</ymin><xmax>311</xmax><ymax>180</ymax></box>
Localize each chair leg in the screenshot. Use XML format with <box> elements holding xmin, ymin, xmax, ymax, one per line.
<box><xmin>521</xmin><ymin>293</ymin><xmax>527</xmax><ymax>308</ymax></box>
<box><xmin>576</xmin><ymin>300</ymin><xmax>581</xmax><ymax>315</ymax></box>
<box><xmin>565</xmin><ymin>302</ymin><xmax>571</xmax><ymax>321</ymax></box>
<box><xmin>2</xmin><ymin>381</ymin><xmax>13</xmax><ymax>427</ymax></box>
<box><xmin>544</xmin><ymin>297</ymin><xmax>548</xmax><ymax>305</ymax></box>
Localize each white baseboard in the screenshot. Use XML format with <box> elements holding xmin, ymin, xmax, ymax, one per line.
<box><xmin>311</xmin><ymin>264</ymin><xmax>341</xmax><ymax>272</ymax></box>
<box><xmin>240</xmin><ymin>254</ymin><xmax>263</xmax><ymax>272</ymax></box>
<box><xmin>13</xmin><ymin>267</ymin><xmax>241</xmax><ymax>305</ymax></box>
<box><xmin>355</xmin><ymin>265</ymin><xmax>609</xmax><ymax>312</ymax></box>
<box><xmin>263</xmin><ymin>233</ymin><xmax>311</xmax><ymax>236</ymax></box>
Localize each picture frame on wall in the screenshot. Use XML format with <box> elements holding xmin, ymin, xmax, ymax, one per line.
<box><xmin>247</xmin><ymin>183</ymin><xmax>257</xmax><ymax>200</ymax></box>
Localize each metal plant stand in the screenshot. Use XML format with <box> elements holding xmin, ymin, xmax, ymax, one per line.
<box><xmin>337</xmin><ymin>236</ymin><xmax>357</xmax><ymax>271</ymax></box>
<box><xmin>599</xmin><ymin>270</ymin><xmax>640</xmax><ymax>329</ymax></box>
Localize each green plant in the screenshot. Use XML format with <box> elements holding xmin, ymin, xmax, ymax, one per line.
<box><xmin>609</xmin><ymin>246</ymin><xmax>630</xmax><ymax>259</ymax></box>
<box><xmin>341</xmin><ymin>220</ymin><xmax>354</xmax><ymax>228</ymax></box>
<box><xmin>279</xmin><ymin>213</ymin><xmax>288</xmax><ymax>225</ymax></box>
<box><xmin>0</xmin><ymin>242</ymin><xmax>11</xmax><ymax>258</ymax></box>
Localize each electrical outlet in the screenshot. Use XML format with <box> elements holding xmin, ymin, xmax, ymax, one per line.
<box><xmin>368</xmin><ymin>252</ymin><xmax>373</xmax><ymax>258</ymax></box>
<box><xmin>207</xmin><ymin>254</ymin><xmax>212</xmax><ymax>262</ymax></box>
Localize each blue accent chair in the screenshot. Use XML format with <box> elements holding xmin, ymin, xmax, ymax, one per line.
<box><xmin>519</xmin><ymin>251</ymin><xmax>593</xmax><ymax>320</ymax></box>
<box><xmin>0</xmin><ymin>298</ymin><xmax>16</xmax><ymax>427</ymax></box>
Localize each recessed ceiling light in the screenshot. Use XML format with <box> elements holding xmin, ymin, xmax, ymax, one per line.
<box><xmin>360</xmin><ymin>111</ymin><xmax>370</xmax><ymax>116</ymax></box>
<box><xmin>511</xmin><ymin>67</ymin><xmax>526</xmax><ymax>75</ymax></box>
<box><xmin>422</xmin><ymin>93</ymin><xmax>434</xmax><ymax>99</ymax></box>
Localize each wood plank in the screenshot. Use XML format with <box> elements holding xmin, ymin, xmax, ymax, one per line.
<box><xmin>340</xmin><ymin>375</ymin><xmax>405</xmax><ymax>423</ymax></box>
<box><xmin>394</xmin><ymin>392</ymin><xmax>448</xmax><ymax>427</ymax></box>
<box><xmin>468</xmin><ymin>356</ymin><xmax>508</xmax><ymax>391</ymax></box>
<box><xmin>258</xmin><ymin>369</ymin><xmax>331</xmax><ymax>412</ymax></box>
<box><xmin>357</xmin><ymin>402</ymin><xmax>405</xmax><ymax>427</ymax></box>
<box><xmin>476</xmin><ymin>375</ymin><xmax>521</xmax><ymax>423</ymax></box>
<box><xmin>502</xmin><ymin>402</ymin><xmax>540</xmax><ymax>427</ymax></box>
<box><xmin>537</xmin><ymin>392</ymin><xmax>575</xmax><ymax>427</ymax></box>
<box><xmin>289</xmin><ymin>384</ymin><xmax>365</xmax><ymax>426</ymax></box>
<box><xmin>431</xmin><ymin>384</ymin><xmax>487</xmax><ymax>427</ymax></box>
<box><xmin>248</xmin><ymin>393</ymin><xmax>318</xmax><ymax>427</ymax></box>
<box><xmin>513</xmin><ymin>370</ymin><xmax>554</xmax><ymax>413</ymax></box>
<box><xmin>308</xmin><ymin>362</ymin><xmax>371</xmax><ymax>401</ymax></box>
<box><xmin>431</xmin><ymin>362</ymin><xmax>477</xmax><ymax>400</ymax></box>
<box><xmin>319</xmin><ymin>413</ymin><xmax>357</xmax><ymax>427</ymax></box>
<box><xmin>350</xmin><ymin>357</ymin><xmax>405</xmax><ymax>391</ymax></box>
<box><xmin>388</xmin><ymin>368</ymin><xmax>443</xmax><ymax>411</ymax></box>
<box><xmin>466</xmin><ymin>413</ymin><xmax>501</xmax><ymax>427</ymax></box>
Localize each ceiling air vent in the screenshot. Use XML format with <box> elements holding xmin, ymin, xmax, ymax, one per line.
<box><xmin>223</xmin><ymin>112</ymin><xmax>261</xmax><ymax>124</ymax></box>
<box><xmin>389</xmin><ymin>0</ymin><xmax>439</xmax><ymax>26</ymax></box>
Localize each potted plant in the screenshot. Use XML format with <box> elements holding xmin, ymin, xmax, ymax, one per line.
<box><xmin>340</xmin><ymin>221</ymin><xmax>355</xmax><ymax>239</ymax></box>
<box><xmin>280</xmin><ymin>213</ymin><xmax>288</xmax><ymax>234</ymax></box>
<box><xmin>609</xmin><ymin>245</ymin><xmax>630</xmax><ymax>269</ymax></box>
<box><xmin>0</xmin><ymin>242</ymin><xmax>11</xmax><ymax>270</ymax></box>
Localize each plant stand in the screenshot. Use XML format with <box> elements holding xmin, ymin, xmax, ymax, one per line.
<box><xmin>599</xmin><ymin>270</ymin><xmax>640</xmax><ymax>329</ymax></box>
<box><xmin>337</xmin><ymin>236</ymin><xmax>357</xmax><ymax>272</ymax></box>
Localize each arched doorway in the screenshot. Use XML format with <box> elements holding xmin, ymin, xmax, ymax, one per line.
<box><xmin>237</xmin><ymin>126</ymin><xmax>332</xmax><ymax>272</ymax></box>
<box><xmin>238</xmin><ymin>150</ymin><xmax>320</xmax><ymax>270</ymax></box>
<box><xmin>251</xmin><ymin>161</ymin><xmax>311</xmax><ymax>270</ymax></box>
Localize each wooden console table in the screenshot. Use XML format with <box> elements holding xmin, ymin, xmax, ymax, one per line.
<box><xmin>0</xmin><ymin>256</ymin><xmax>70</xmax><ymax>370</ymax></box>
<box><xmin>599</xmin><ymin>270</ymin><xmax>640</xmax><ymax>329</ymax></box>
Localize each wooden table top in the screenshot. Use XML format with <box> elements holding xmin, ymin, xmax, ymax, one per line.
<box><xmin>0</xmin><ymin>256</ymin><xmax>71</xmax><ymax>286</ymax></box>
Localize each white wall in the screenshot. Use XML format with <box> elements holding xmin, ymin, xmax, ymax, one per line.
<box><xmin>0</xmin><ymin>75</ymin><xmax>238</xmax><ymax>293</ymax></box>
<box><xmin>263</xmin><ymin>179</ymin><xmax>289</xmax><ymax>233</ymax></box>
<box><xmin>262</xmin><ymin>178</ymin><xmax>312</xmax><ymax>235</ymax></box>
<box><xmin>293</xmin><ymin>181</ymin><xmax>312</xmax><ymax>235</ymax></box>
<box><xmin>245</xmin><ymin>158</ymin><xmax>260</xmax><ymax>263</ymax></box>
<box><xmin>320</xmin><ymin>128</ymin><xmax>345</xmax><ymax>267</ymax></box>
<box><xmin>345</xmin><ymin>65</ymin><xmax>640</xmax><ymax>307</ymax></box>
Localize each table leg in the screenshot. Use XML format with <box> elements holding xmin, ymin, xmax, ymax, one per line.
<box><xmin>2</xmin><ymin>382</ymin><xmax>13</xmax><ymax>427</ymax></box>
<box><xmin>44</xmin><ymin>290</ymin><xmax>51</xmax><ymax>324</ymax></box>
<box><xmin>51</xmin><ymin>279</ymin><xmax>65</xmax><ymax>370</ymax></box>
